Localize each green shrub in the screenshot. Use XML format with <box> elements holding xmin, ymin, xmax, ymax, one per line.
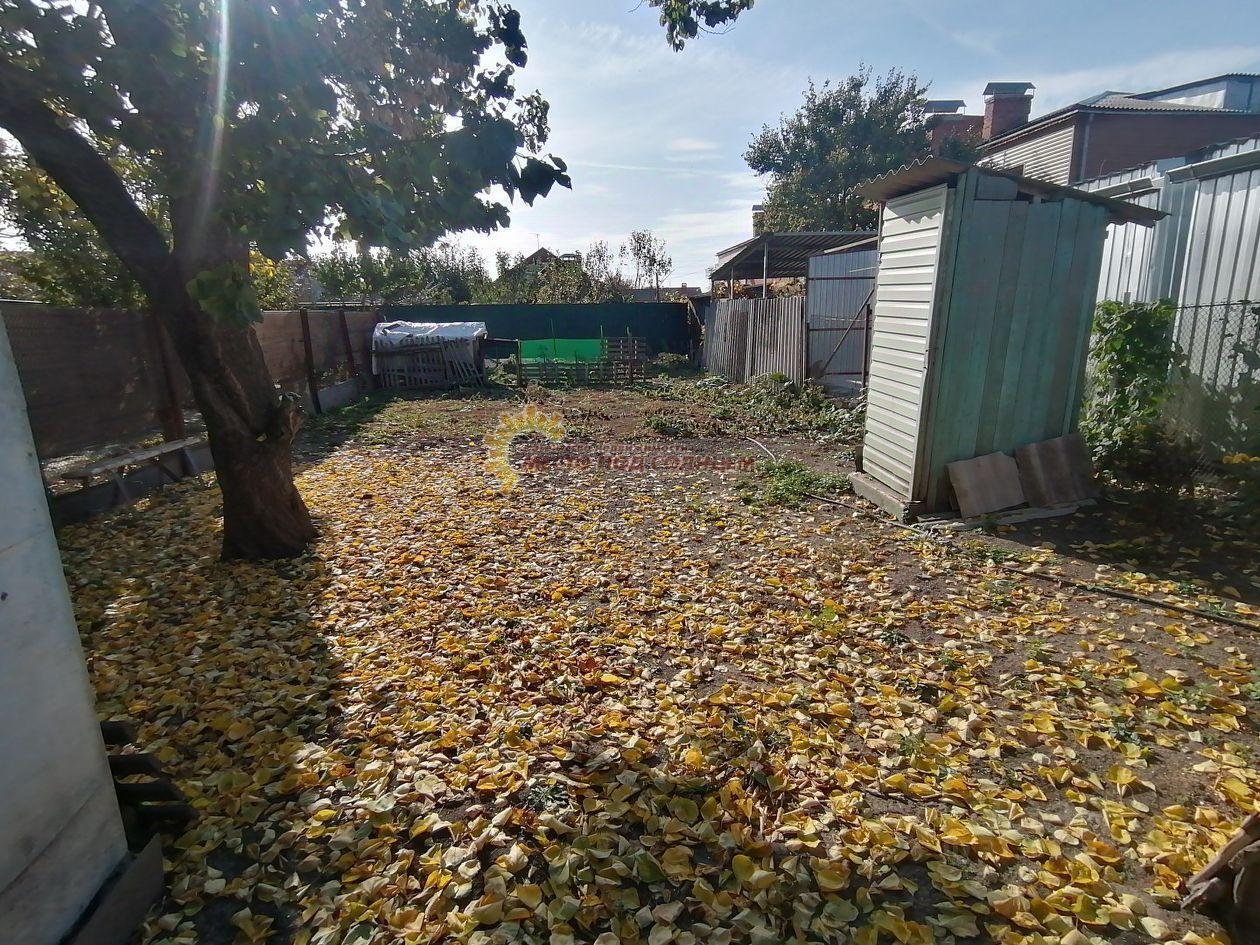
<box><xmin>1081</xmin><ymin>300</ymin><xmax>1200</xmax><ymax>494</ymax></box>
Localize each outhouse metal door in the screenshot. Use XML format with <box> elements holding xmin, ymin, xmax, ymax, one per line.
<box><xmin>860</xmin><ymin>184</ymin><xmax>950</xmax><ymax>500</ymax></box>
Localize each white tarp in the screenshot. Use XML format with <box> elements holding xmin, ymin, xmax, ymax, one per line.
<box><xmin>371</xmin><ymin>321</ymin><xmax>487</xmax><ymax>373</ymax></box>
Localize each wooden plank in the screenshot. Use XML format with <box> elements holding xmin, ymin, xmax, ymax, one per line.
<box><xmin>337</xmin><ymin>306</ymin><xmax>361</xmax><ymax>391</ymax></box>
<box><xmin>63</xmin><ymin>437</ymin><xmax>206</xmax><ymax>480</ymax></box>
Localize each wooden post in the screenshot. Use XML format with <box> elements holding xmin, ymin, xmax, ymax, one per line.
<box><xmin>147</xmin><ymin>313</ymin><xmax>186</xmax><ymax>442</ymax></box>
<box><xmin>337</xmin><ymin>305</ymin><xmax>361</xmax><ymax>395</ymax></box>
<box><xmin>298</xmin><ymin>307</ymin><xmax>322</xmax><ymax>415</ymax></box>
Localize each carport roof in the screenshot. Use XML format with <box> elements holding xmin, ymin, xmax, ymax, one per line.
<box><xmin>711</xmin><ymin>231</ymin><xmax>876</xmax><ymax>281</ymax></box>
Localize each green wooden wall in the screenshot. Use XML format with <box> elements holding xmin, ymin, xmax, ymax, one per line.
<box><xmin>917</xmin><ymin>170</ymin><xmax>1109</xmax><ymax>508</ymax></box>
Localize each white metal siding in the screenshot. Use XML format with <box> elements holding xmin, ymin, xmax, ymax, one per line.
<box><xmin>1181</xmin><ymin>165</ymin><xmax>1260</xmax><ymax>305</ymax></box>
<box><xmin>1093</xmin><ymin>187</ymin><xmax>1163</xmax><ymax>302</ymax></box>
<box><xmin>861</xmin><ymin>184</ymin><xmax>948</xmax><ymax>498</ymax></box>
<box><xmin>982</xmin><ymin>124</ymin><xmax>1075</xmax><ymax>185</ymax></box>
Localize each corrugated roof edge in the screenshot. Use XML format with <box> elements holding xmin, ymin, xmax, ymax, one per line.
<box><xmin>856</xmin><ymin>157</ymin><xmax>1164</xmax><ymax>226</ymax></box>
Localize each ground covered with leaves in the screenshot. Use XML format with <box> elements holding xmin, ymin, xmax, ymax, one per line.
<box><xmin>60</xmin><ymin>379</ymin><xmax>1258</xmax><ymax>945</ymax></box>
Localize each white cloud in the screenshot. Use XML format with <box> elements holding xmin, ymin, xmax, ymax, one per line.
<box><xmin>949</xmin><ymin>45</ymin><xmax>1260</xmax><ymax>117</ymax></box>
<box><xmin>667</xmin><ymin>136</ymin><xmax>720</xmax><ymax>154</ymax></box>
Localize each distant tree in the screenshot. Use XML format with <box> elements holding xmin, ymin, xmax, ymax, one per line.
<box><xmin>582</xmin><ymin>241</ymin><xmax>634</xmax><ymax>303</ymax></box>
<box><xmin>531</xmin><ymin>258</ymin><xmax>592</xmax><ymax>304</ymax></box>
<box><xmin>746</xmin><ymin>67</ymin><xmax>975</xmax><ymax>232</ymax></box>
<box><xmin>626</xmin><ymin>230</ymin><xmax>674</xmax><ymax>299</ymax></box>
<box><xmin>309</xmin><ymin>245</ymin><xmax>490</xmax><ymax>305</ymax></box>
<box><xmin>0</xmin><ymin>0</ymin><xmax>568</xmax><ymax>559</ymax></box>
<box><xmin>479</xmin><ymin>241</ymin><xmax>631</xmax><ymax>304</ymax></box>
<box><xmin>648</xmin><ymin>0</ymin><xmax>756</xmax><ymax>49</ymax></box>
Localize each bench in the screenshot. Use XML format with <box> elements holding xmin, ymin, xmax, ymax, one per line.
<box><xmin>61</xmin><ymin>436</ymin><xmax>206</xmax><ymax>502</ymax></box>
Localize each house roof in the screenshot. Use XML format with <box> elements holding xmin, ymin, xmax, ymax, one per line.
<box><xmin>856</xmin><ymin>157</ymin><xmax>1164</xmax><ymax>226</ymax></box>
<box><xmin>711</xmin><ymin>232</ymin><xmax>876</xmax><ymax>281</ymax></box>
<box><xmin>1082</xmin><ymin>92</ymin><xmax>1238</xmax><ymax>113</ymax></box>
<box><xmin>1142</xmin><ymin>73</ymin><xmax>1260</xmax><ymax>98</ymax></box>
<box><xmin>984</xmin><ymin>73</ymin><xmax>1260</xmax><ymax>149</ymax></box>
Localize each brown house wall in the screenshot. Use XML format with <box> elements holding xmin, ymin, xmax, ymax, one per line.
<box><xmin>1077</xmin><ymin>112</ymin><xmax>1260</xmax><ymax>180</ymax></box>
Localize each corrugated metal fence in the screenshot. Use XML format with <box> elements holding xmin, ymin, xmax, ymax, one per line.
<box><xmin>703</xmin><ymin>297</ymin><xmax>807</xmax><ymax>383</ymax></box>
<box><xmin>1</xmin><ymin>303</ymin><xmax>377</xmax><ymax>460</ymax></box>
<box><xmin>805</xmin><ymin>247</ymin><xmax>876</xmax><ymax>394</ymax></box>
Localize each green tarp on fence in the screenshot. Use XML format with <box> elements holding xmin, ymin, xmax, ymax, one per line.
<box><xmin>518</xmin><ymin>338</ymin><xmax>606</xmax><ymax>362</ymax></box>
<box><xmin>380</xmin><ymin>302</ymin><xmax>691</xmax><ymax>356</ymax></box>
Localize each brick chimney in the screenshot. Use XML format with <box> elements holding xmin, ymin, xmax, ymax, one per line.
<box><xmin>752</xmin><ymin>204</ymin><xmax>765</xmax><ymax>235</ymax></box>
<box><xmin>983</xmin><ymin>82</ymin><xmax>1035</xmax><ymax>140</ymax></box>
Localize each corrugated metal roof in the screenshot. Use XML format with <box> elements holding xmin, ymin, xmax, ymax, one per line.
<box><xmin>711</xmin><ymin>231</ymin><xmax>876</xmax><ymax>280</ymax></box>
<box><xmin>1087</xmin><ymin>94</ymin><xmax>1241</xmax><ymax>113</ymax></box>
<box><xmin>856</xmin><ymin>157</ymin><xmax>1164</xmax><ymax>225</ymax></box>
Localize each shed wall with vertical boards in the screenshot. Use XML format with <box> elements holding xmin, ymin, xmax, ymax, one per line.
<box><xmin>854</xmin><ymin>160</ymin><xmax>1158</xmax><ymax>516</ymax></box>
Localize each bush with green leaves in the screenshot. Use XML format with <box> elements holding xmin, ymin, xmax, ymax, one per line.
<box><xmin>1081</xmin><ymin>300</ymin><xmax>1201</xmax><ymax>494</ymax></box>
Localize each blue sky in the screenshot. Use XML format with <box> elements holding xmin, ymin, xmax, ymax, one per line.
<box><xmin>456</xmin><ymin>0</ymin><xmax>1260</xmax><ymax>286</ymax></box>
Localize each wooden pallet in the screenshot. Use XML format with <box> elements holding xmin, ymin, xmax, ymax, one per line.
<box><xmin>376</xmin><ymin>339</ymin><xmax>484</xmax><ymax>390</ymax></box>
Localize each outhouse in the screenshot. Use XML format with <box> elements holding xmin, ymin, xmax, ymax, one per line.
<box><xmin>850</xmin><ymin>158</ymin><xmax>1161</xmax><ymax>518</ymax></box>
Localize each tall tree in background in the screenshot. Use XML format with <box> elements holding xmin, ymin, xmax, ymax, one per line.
<box><xmin>0</xmin><ymin>0</ymin><xmax>567</xmax><ymax>559</ymax></box>
<box><xmin>746</xmin><ymin>67</ymin><xmax>974</xmax><ymax>232</ymax></box>
<box><xmin>626</xmin><ymin>230</ymin><xmax>674</xmax><ymax>299</ymax></box>
<box><xmin>310</xmin><ymin>246</ymin><xmax>490</xmax><ymax>305</ymax></box>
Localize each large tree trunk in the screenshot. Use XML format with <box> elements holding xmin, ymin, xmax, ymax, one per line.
<box><xmin>0</xmin><ymin>80</ymin><xmax>315</xmax><ymax>560</ymax></box>
<box><xmin>174</xmin><ymin>307</ymin><xmax>316</xmax><ymax>560</ymax></box>
<box><xmin>166</xmin><ymin>212</ymin><xmax>316</xmax><ymax>560</ymax></box>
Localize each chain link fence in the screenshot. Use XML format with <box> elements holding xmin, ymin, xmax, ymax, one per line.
<box><xmin>1168</xmin><ymin>300</ymin><xmax>1260</xmax><ymax>457</ymax></box>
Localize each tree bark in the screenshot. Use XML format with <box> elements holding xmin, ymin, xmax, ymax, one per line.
<box><xmin>0</xmin><ymin>71</ymin><xmax>315</xmax><ymax>559</ymax></box>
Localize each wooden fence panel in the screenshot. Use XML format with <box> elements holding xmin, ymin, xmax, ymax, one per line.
<box><xmin>1</xmin><ymin>304</ymin><xmax>177</xmax><ymax>457</ymax></box>
<box><xmin>2</xmin><ymin>304</ymin><xmax>378</xmax><ymax>461</ymax></box>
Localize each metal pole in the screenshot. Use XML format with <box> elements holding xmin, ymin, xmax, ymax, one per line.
<box><xmin>761</xmin><ymin>242</ymin><xmax>769</xmax><ymax>299</ymax></box>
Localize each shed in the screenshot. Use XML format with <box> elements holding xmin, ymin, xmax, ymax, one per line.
<box><xmin>850</xmin><ymin>158</ymin><xmax>1162</xmax><ymax>517</ymax></box>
